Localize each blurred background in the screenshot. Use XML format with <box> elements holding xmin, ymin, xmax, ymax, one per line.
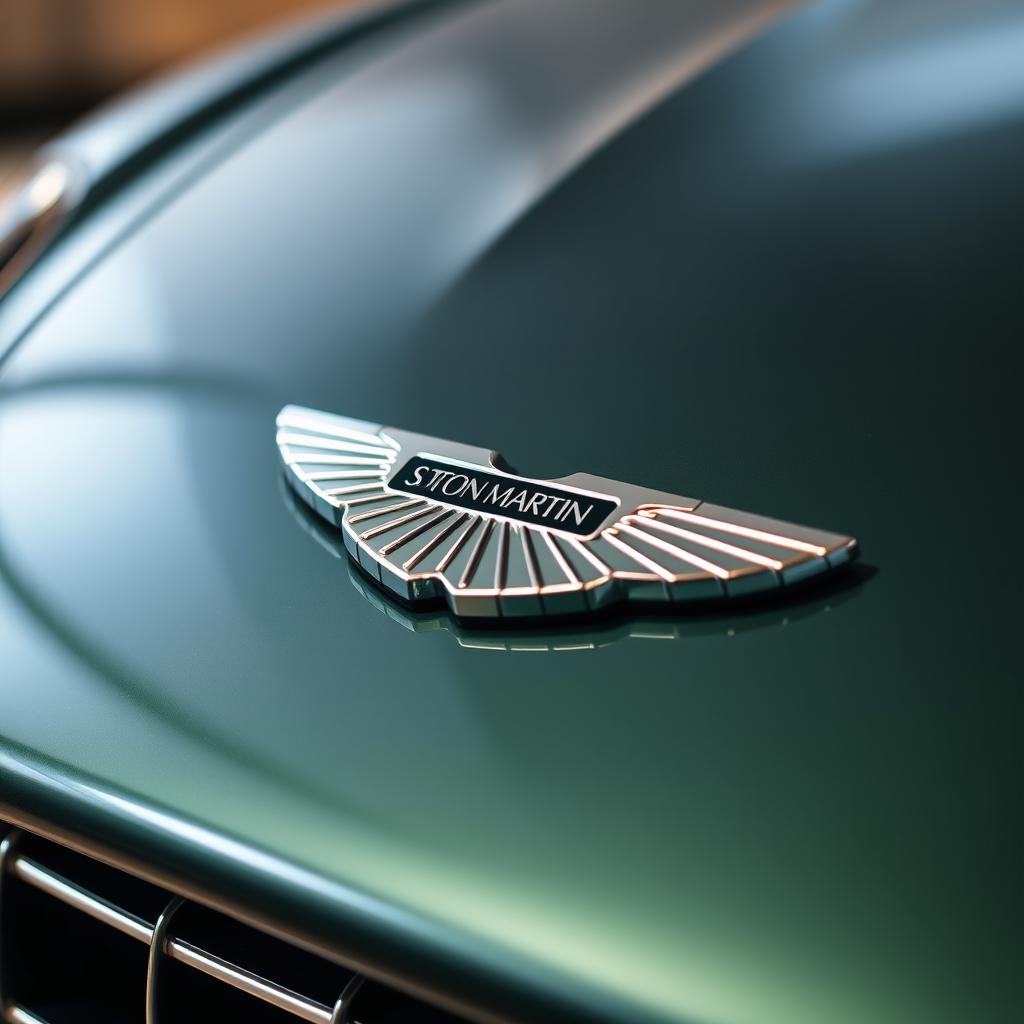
<box><xmin>0</xmin><ymin>0</ymin><xmax>342</xmax><ymax>197</ymax></box>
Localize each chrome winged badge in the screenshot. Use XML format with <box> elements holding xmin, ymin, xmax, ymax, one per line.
<box><xmin>277</xmin><ymin>405</ymin><xmax>857</xmax><ymax>618</ymax></box>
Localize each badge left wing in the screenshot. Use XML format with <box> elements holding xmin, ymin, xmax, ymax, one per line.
<box><xmin>277</xmin><ymin>405</ymin><xmax>858</xmax><ymax>618</ymax></box>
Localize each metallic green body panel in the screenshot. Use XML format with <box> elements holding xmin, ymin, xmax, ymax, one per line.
<box><xmin>0</xmin><ymin>1</ymin><xmax>1020</xmax><ymax>1022</ymax></box>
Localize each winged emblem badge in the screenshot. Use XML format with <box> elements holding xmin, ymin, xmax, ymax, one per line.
<box><xmin>277</xmin><ymin>405</ymin><xmax>857</xmax><ymax>619</ymax></box>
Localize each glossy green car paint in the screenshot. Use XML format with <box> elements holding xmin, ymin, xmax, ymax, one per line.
<box><xmin>0</xmin><ymin>1</ymin><xmax>1021</xmax><ymax>1022</ymax></box>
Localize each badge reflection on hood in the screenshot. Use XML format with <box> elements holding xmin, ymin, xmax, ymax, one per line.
<box><xmin>277</xmin><ymin>405</ymin><xmax>857</xmax><ymax>619</ymax></box>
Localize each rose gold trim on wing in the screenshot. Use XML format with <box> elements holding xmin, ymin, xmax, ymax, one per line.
<box><xmin>654</xmin><ymin>508</ymin><xmax>828</xmax><ymax>557</ymax></box>
<box><xmin>277</xmin><ymin>405</ymin><xmax>856</xmax><ymax>618</ymax></box>
<box><xmin>601</xmin><ymin>529</ymin><xmax>676</xmax><ymax>582</ymax></box>
<box><xmin>520</xmin><ymin>528</ymin><xmax>541</xmax><ymax>590</ymax></box>
<box><xmin>322</xmin><ymin>483</ymin><xmax>387</xmax><ymax>497</ymax></box>
<box><xmin>293</xmin><ymin>455</ymin><xmax>388</xmax><ymax>467</ymax></box>
<box><xmin>378</xmin><ymin>508</ymin><xmax>455</xmax><ymax>557</ymax></box>
<box><xmin>567</xmin><ymin>537</ymin><xmax>612</xmax><ymax>577</ymax></box>
<box><xmin>360</xmin><ymin>504</ymin><xmax>439</xmax><ymax>541</ymax></box>
<box><xmin>435</xmin><ymin>515</ymin><xmax>480</xmax><ymax>573</ymax></box>
<box><xmin>538</xmin><ymin>582</ymin><xmax>582</xmax><ymax>596</ymax></box>
<box><xmin>334</xmin><ymin>491</ymin><xmax>395</xmax><ymax>507</ymax></box>
<box><xmin>305</xmin><ymin>471</ymin><xmax>387</xmax><ymax>483</ymax></box>
<box><xmin>348</xmin><ymin>498</ymin><xmax>424</xmax><ymax>524</ymax></box>
<box><xmin>403</xmin><ymin>512</ymin><xmax>468</xmax><ymax>571</ymax></box>
<box><xmin>284</xmin><ymin>453</ymin><xmax>390</xmax><ymax>467</ymax></box>
<box><xmin>614</xmin><ymin>522</ymin><xmax>730</xmax><ymax>579</ymax></box>
<box><xmin>543</xmin><ymin>533</ymin><xmax>580</xmax><ymax>586</ymax></box>
<box><xmin>296</xmin><ymin>468</ymin><xmax>384</xmax><ymax>479</ymax></box>
<box><xmin>627</xmin><ymin>515</ymin><xmax>784</xmax><ymax>571</ymax></box>
<box><xmin>494</xmin><ymin>522</ymin><xmax>510</xmax><ymax>590</ymax></box>
<box><xmin>459</xmin><ymin>519</ymin><xmax>495</xmax><ymax>589</ymax></box>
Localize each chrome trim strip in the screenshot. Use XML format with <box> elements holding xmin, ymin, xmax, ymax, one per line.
<box><xmin>168</xmin><ymin>940</ymin><xmax>333</xmax><ymax>1023</ymax></box>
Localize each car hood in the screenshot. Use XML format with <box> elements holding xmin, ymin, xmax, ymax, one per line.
<box><xmin>0</xmin><ymin>1</ymin><xmax>1019</xmax><ymax>1023</ymax></box>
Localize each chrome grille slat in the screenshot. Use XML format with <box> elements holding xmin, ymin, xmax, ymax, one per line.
<box><xmin>6</xmin><ymin>845</ymin><xmax>338</xmax><ymax>1022</ymax></box>
<box><xmin>12</xmin><ymin>856</ymin><xmax>153</xmax><ymax>943</ymax></box>
<box><xmin>168</xmin><ymin>941</ymin><xmax>332</xmax><ymax>1024</ymax></box>
<box><xmin>0</xmin><ymin>823</ymin><xmax>465</xmax><ymax>1024</ymax></box>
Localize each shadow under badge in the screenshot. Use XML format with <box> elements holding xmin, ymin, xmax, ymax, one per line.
<box><xmin>281</xmin><ymin>472</ymin><xmax>870</xmax><ymax>652</ymax></box>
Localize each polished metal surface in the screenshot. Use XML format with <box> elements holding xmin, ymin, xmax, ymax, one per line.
<box><xmin>278</xmin><ymin>405</ymin><xmax>857</xmax><ymax>617</ymax></box>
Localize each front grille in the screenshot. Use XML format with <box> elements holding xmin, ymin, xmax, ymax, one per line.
<box><xmin>0</xmin><ymin>821</ymin><xmax>466</xmax><ymax>1024</ymax></box>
